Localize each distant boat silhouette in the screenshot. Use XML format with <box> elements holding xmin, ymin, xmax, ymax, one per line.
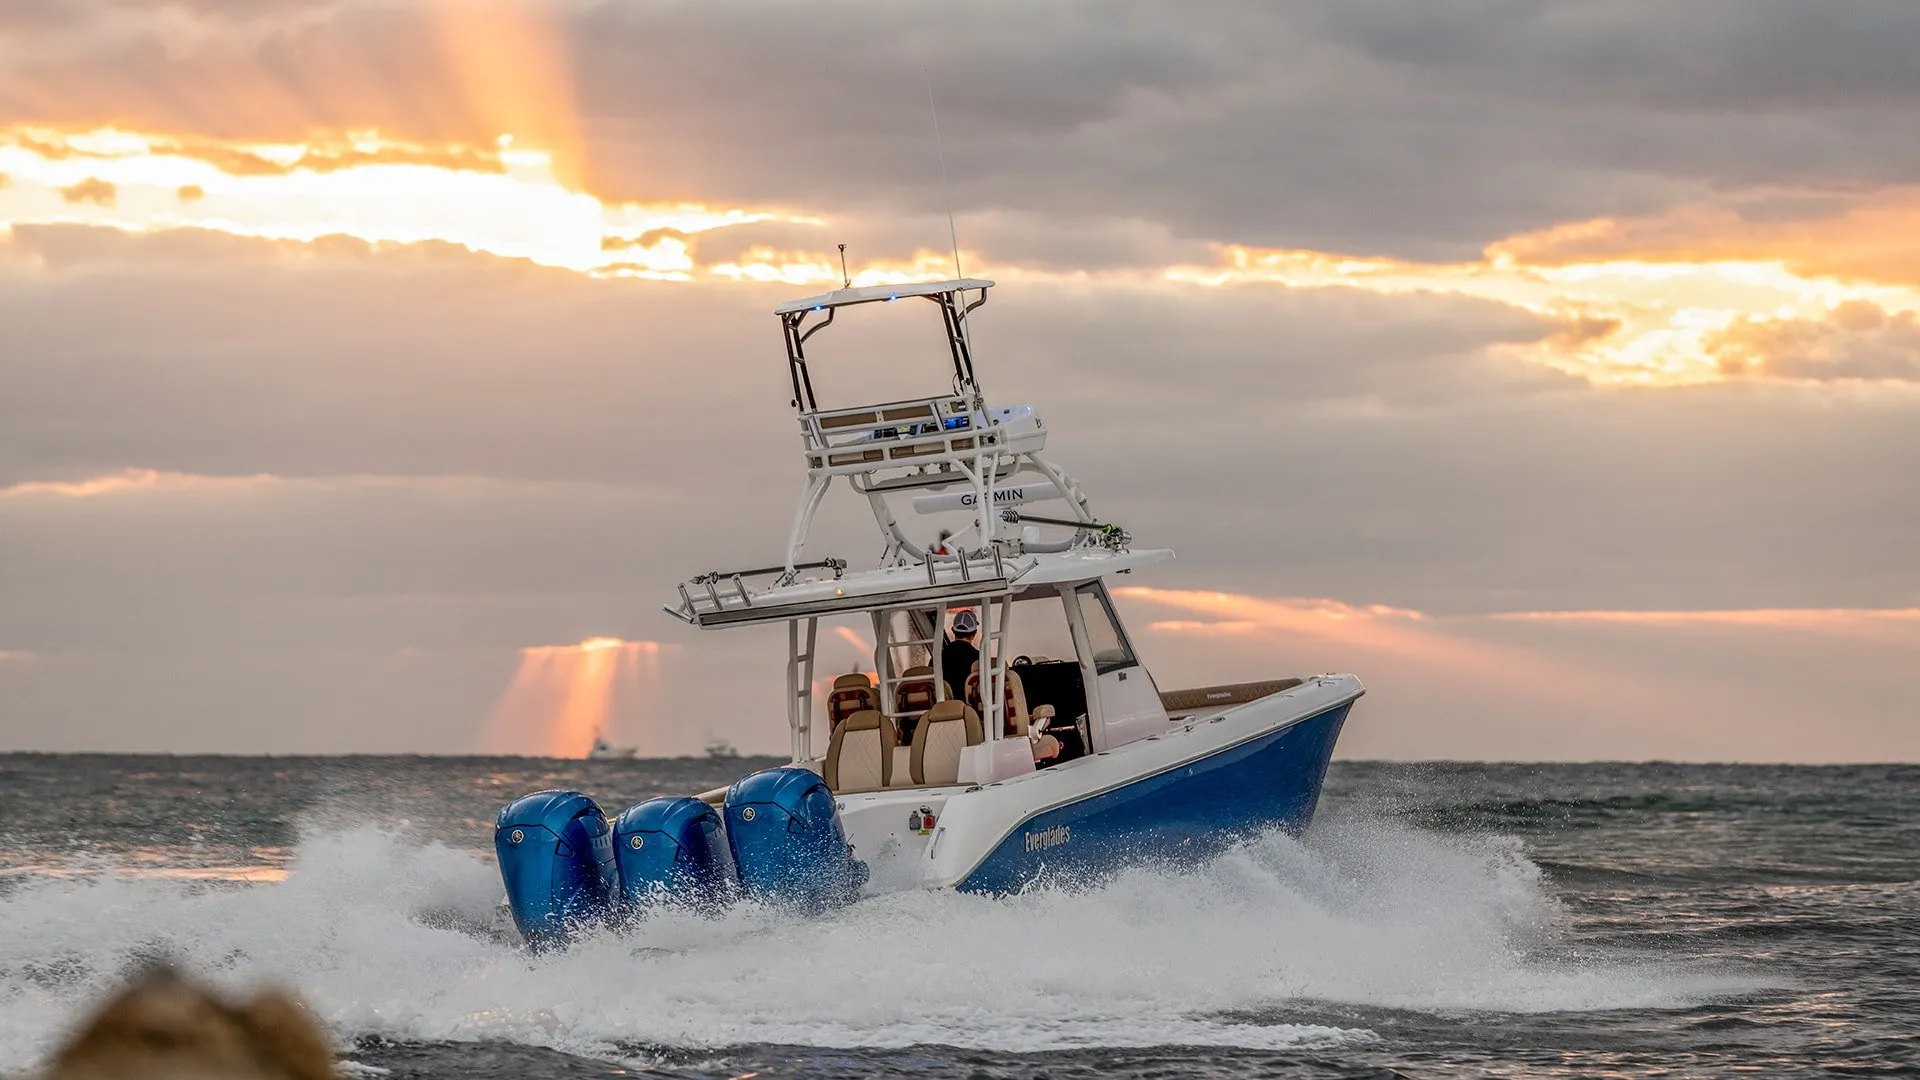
<box><xmin>587</xmin><ymin>730</ymin><xmax>637</xmax><ymax>759</ymax></box>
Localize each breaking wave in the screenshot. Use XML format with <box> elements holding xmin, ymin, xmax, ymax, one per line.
<box><xmin>0</xmin><ymin>809</ymin><xmax>1752</xmax><ymax>1070</ymax></box>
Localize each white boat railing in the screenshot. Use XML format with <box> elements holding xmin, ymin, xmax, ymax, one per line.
<box><xmin>800</xmin><ymin>394</ymin><xmax>1004</xmax><ymax>476</ymax></box>
<box><xmin>666</xmin><ymin>549</ymin><xmax>1033</xmax><ymax>628</ymax></box>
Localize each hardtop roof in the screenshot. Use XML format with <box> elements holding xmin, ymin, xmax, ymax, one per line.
<box><xmin>670</xmin><ymin>548</ymin><xmax>1174</xmax><ymax>629</ymax></box>
<box><xmin>774</xmin><ymin>277</ymin><xmax>994</xmax><ymax>315</ymax></box>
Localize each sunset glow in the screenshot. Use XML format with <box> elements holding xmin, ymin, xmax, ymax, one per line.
<box><xmin>0</xmin><ymin>126</ymin><xmax>803</xmax><ymax>279</ymax></box>
<box><xmin>484</xmin><ymin>636</ymin><xmax>664</xmax><ymax>757</ymax></box>
<box><xmin>0</xmin><ymin>467</ymin><xmax>278</xmax><ymax>499</ymax></box>
<box><xmin>7</xmin><ymin>123</ymin><xmax>1919</xmax><ymax>388</ymax></box>
<box><xmin>1115</xmin><ymin>587</ymin><xmax>1509</xmax><ymax>676</ymax></box>
<box><xmin>1489</xmin><ymin>608</ymin><xmax>1920</xmax><ymax>626</ymax></box>
<box><xmin>1166</xmin><ymin>237</ymin><xmax>1920</xmax><ymax>386</ymax></box>
<box><xmin>1120</xmin><ymin>587</ymin><xmax>1920</xmax><ymax>639</ymax></box>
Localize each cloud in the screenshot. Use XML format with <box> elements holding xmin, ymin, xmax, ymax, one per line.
<box><xmin>0</xmin><ymin>223</ymin><xmax>1571</xmax><ymax>487</ymax></box>
<box><xmin>3</xmin><ymin>224</ymin><xmax>1917</xmax><ymax>623</ymax></box>
<box><xmin>1115</xmin><ymin>585</ymin><xmax>1920</xmax><ymax>761</ymax></box>
<box><xmin>1492</xmin><ymin>186</ymin><xmax>1920</xmax><ymax>287</ymax></box>
<box><xmin>1489</xmin><ymin>606</ymin><xmax>1920</xmax><ymax>626</ymax></box>
<box><xmin>57</xmin><ymin>176</ymin><xmax>114</xmax><ymax>204</ymax></box>
<box><xmin>1709</xmin><ymin>301</ymin><xmax>1920</xmax><ymax>383</ymax></box>
<box><xmin>0</xmin><ymin>126</ymin><xmax>798</xmax><ymax>279</ymax></box>
<box><xmin>0</xmin><ymin>466</ymin><xmax>278</xmax><ymax>499</ymax></box>
<box><xmin>14</xmin><ymin>123</ymin><xmax>1920</xmax><ymax>389</ymax></box>
<box><xmin>5</xmin><ymin>0</ymin><xmax>1920</xmax><ymax>757</ymax></box>
<box><xmin>0</xmin><ymin>463</ymin><xmax>796</xmax><ymax>754</ymax></box>
<box><xmin>3</xmin><ymin>465</ymin><xmax>1913</xmax><ymax>758</ymax></box>
<box><xmin>5</xmin><ymin>1</ymin><xmax>1920</xmax><ymax>262</ymax></box>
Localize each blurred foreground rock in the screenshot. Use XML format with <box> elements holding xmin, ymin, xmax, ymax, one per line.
<box><xmin>42</xmin><ymin>965</ymin><xmax>336</xmax><ymax>1080</ymax></box>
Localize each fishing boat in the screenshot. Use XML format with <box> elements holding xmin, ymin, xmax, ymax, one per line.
<box><xmin>494</xmin><ymin>278</ymin><xmax>1363</xmax><ymax>944</ymax></box>
<box><xmin>587</xmin><ymin>732</ymin><xmax>637</xmax><ymax>760</ymax></box>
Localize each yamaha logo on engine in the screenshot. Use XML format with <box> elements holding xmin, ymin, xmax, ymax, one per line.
<box><xmin>1025</xmin><ymin>824</ymin><xmax>1071</xmax><ymax>852</ymax></box>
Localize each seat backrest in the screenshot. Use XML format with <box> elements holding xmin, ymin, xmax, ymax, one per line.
<box><xmin>963</xmin><ymin>661</ymin><xmax>1029</xmax><ymax>737</ymax></box>
<box><xmin>911</xmin><ymin>700</ymin><xmax>984</xmax><ymax>786</ymax></box>
<box><xmin>825</xmin><ymin>709</ymin><xmax>894</xmax><ymax>792</ymax></box>
<box><xmin>895</xmin><ymin>665</ymin><xmax>938</xmax><ymax>716</ymax></box>
<box><xmin>1005</xmin><ymin>668</ymin><xmax>1031</xmax><ymax>737</ymax></box>
<box><xmin>828</xmin><ymin>673</ymin><xmax>878</xmax><ymax>730</ymax></box>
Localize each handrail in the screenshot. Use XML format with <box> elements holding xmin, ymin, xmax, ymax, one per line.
<box><xmin>668</xmin><ymin>550</ymin><xmax>1032</xmax><ymax>628</ymax></box>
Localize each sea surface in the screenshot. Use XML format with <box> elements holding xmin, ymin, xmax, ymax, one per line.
<box><xmin>0</xmin><ymin>756</ymin><xmax>1913</xmax><ymax>1078</ymax></box>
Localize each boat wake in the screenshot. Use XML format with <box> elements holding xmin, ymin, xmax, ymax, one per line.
<box><xmin>0</xmin><ymin>808</ymin><xmax>1755</xmax><ymax>1070</ymax></box>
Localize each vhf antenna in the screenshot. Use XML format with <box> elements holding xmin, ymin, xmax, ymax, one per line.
<box><xmin>925</xmin><ymin>69</ymin><xmax>964</xmax><ymax>282</ymax></box>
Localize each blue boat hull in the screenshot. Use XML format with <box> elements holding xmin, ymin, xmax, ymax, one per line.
<box><xmin>955</xmin><ymin>699</ymin><xmax>1352</xmax><ymax>894</ymax></box>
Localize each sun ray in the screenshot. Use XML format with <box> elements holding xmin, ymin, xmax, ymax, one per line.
<box><xmin>483</xmin><ymin>636</ymin><xmax>666</xmax><ymax>757</ymax></box>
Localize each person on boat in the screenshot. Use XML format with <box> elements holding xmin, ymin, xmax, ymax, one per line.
<box><xmin>941</xmin><ymin>608</ymin><xmax>979</xmax><ymax>698</ymax></box>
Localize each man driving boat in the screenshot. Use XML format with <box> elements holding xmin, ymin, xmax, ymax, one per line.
<box><xmin>941</xmin><ymin>608</ymin><xmax>979</xmax><ymax>699</ymax></box>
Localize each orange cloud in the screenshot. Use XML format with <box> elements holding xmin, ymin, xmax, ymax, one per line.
<box><xmin>1126</xmin><ymin>587</ymin><xmax>1920</xmax><ymax>633</ymax></box>
<box><xmin>9</xmin><ymin>125</ymin><xmax>1920</xmax><ymax>390</ymax></box>
<box><xmin>1166</xmin><ymin>240</ymin><xmax>1920</xmax><ymax>387</ymax></box>
<box><xmin>1490</xmin><ymin>186</ymin><xmax>1920</xmax><ymax>288</ymax></box>
<box><xmin>1487</xmin><ymin>606</ymin><xmax>1920</xmax><ymax>647</ymax></box>
<box><xmin>1488</xmin><ymin>607</ymin><xmax>1920</xmax><ymax>625</ymax></box>
<box><xmin>0</xmin><ymin>468</ymin><xmax>279</xmax><ymax>499</ymax></box>
<box><xmin>1116</xmin><ymin>588</ymin><xmax>1472</xmax><ymax>670</ymax></box>
<box><xmin>1707</xmin><ymin>301</ymin><xmax>1920</xmax><ymax>382</ymax></box>
<box><xmin>58</xmin><ymin>177</ymin><xmax>115</xmax><ymax>205</ymax></box>
<box><xmin>1145</xmin><ymin>619</ymin><xmax>1263</xmax><ymax>635</ymax></box>
<box><xmin>1121</xmin><ymin>586</ymin><xmax>1920</xmax><ymax>685</ymax></box>
<box><xmin>0</xmin><ymin>125</ymin><xmax>808</xmax><ymax>279</ymax></box>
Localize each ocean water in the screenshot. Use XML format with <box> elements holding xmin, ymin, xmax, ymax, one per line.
<box><xmin>0</xmin><ymin>756</ymin><xmax>1913</xmax><ymax>1078</ymax></box>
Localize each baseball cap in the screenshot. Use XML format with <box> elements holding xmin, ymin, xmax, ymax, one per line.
<box><xmin>952</xmin><ymin>610</ymin><xmax>980</xmax><ymax>634</ymax></box>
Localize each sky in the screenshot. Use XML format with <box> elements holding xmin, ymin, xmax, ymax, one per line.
<box><xmin>1</xmin><ymin>0</ymin><xmax>1916</xmax><ymax>760</ymax></box>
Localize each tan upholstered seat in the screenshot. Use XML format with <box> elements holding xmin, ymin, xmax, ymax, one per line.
<box><xmin>824</xmin><ymin>709</ymin><xmax>894</xmax><ymax>792</ymax></box>
<box><xmin>910</xmin><ymin>700</ymin><xmax>984</xmax><ymax>786</ymax></box>
<box><xmin>894</xmin><ymin>666</ymin><xmax>939</xmax><ymax>742</ymax></box>
<box><xmin>964</xmin><ymin>661</ymin><xmax>1032</xmax><ymax>737</ymax></box>
<box><xmin>828</xmin><ymin>673</ymin><xmax>878</xmax><ymax>731</ymax></box>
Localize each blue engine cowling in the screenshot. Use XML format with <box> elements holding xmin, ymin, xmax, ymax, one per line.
<box><xmin>495</xmin><ymin>790</ymin><xmax>616</xmax><ymax>948</ymax></box>
<box><xmin>723</xmin><ymin>767</ymin><xmax>868</xmax><ymax>911</ymax></box>
<box><xmin>611</xmin><ymin>796</ymin><xmax>738</xmax><ymax>912</ymax></box>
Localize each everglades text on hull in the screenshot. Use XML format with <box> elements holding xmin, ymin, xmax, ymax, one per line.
<box><xmin>494</xmin><ymin>277</ymin><xmax>1365</xmax><ymax>944</ymax></box>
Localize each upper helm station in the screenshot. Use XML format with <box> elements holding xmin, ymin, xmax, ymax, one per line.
<box><xmin>665</xmin><ymin>277</ymin><xmax>1176</xmax><ymax>791</ymax></box>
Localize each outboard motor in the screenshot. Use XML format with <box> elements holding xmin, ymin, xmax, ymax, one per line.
<box><xmin>723</xmin><ymin>767</ymin><xmax>868</xmax><ymax>912</ymax></box>
<box><xmin>495</xmin><ymin>790</ymin><xmax>616</xmax><ymax>948</ymax></box>
<box><xmin>611</xmin><ymin>796</ymin><xmax>738</xmax><ymax>912</ymax></box>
